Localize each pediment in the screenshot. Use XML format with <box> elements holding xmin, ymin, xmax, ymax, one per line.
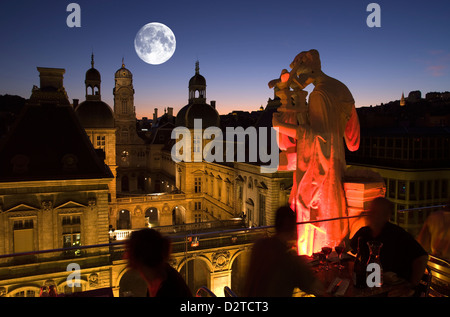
<box><xmin>54</xmin><ymin>201</ymin><xmax>87</xmax><ymax>209</ymax></box>
<box><xmin>5</xmin><ymin>204</ymin><xmax>39</xmax><ymax>213</ymax></box>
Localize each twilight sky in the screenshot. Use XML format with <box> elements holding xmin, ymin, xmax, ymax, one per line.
<box><xmin>0</xmin><ymin>0</ymin><xmax>449</xmax><ymax>118</ymax></box>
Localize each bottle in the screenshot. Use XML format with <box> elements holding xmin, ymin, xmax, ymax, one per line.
<box><xmin>352</xmin><ymin>237</ymin><xmax>367</xmax><ymax>289</ymax></box>
<box><xmin>366</xmin><ymin>241</ymin><xmax>383</xmax><ymax>287</ymax></box>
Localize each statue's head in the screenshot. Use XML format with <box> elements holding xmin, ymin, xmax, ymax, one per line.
<box><xmin>290</xmin><ymin>49</ymin><xmax>321</xmax><ymax>88</ymax></box>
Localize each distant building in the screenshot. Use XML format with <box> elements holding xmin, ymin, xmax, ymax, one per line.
<box><xmin>400</xmin><ymin>92</ymin><xmax>406</xmax><ymax>106</ymax></box>
<box><xmin>347</xmin><ymin>101</ymin><xmax>450</xmax><ymax>236</ymax></box>
<box><xmin>408</xmin><ymin>90</ymin><xmax>422</xmax><ymax>103</ymax></box>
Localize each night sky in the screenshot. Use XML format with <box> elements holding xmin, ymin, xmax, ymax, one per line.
<box><xmin>0</xmin><ymin>0</ymin><xmax>449</xmax><ymax>117</ymax></box>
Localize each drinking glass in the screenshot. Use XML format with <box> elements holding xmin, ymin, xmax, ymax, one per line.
<box><xmin>321</xmin><ymin>246</ymin><xmax>332</xmax><ymax>270</ymax></box>
<box><xmin>334</xmin><ymin>242</ymin><xmax>346</xmax><ymax>270</ymax></box>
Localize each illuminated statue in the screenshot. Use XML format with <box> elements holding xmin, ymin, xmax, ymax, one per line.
<box><xmin>271</xmin><ymin>49</ymin><xmax>360</xmax><ymax>255</ymax></box>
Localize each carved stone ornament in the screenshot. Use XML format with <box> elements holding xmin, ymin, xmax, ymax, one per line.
<box><xmin>41</xmin><ymin>200</ymin><xmax>53</xmax><ymax>211</ymax></box>
<box><xmin>89</xmin><ymin>273</ymin><xmax>99</xmax><ymax>287</ymax></box>
<box><xmin>0</xmin><ymin>287</ymin><xmax>6</xmax><ymax>297</ymax></box>
<box><xmin>212</xmin><ymin>251</ymin><xmax>230</xmax><ymax>269</ymax></box>
<box><xmin>88</xmin><ymin>197</ymin><xmax>97</xmax><ymax>207</ymax></box>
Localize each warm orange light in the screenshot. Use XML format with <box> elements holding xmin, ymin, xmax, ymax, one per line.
<box><xmin>280</xmin><ymin>72</ymin><xmax>290</xmax><ymax>83</ymax></box>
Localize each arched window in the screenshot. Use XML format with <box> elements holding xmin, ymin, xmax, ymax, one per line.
<box><xmin>117</xmin><ymin>209</ymin><xmax>131</xmax><ymax>229</ymax></box>
<box><xmin>145</xmin><ymin>207</ymin><xmax>159</xmax><ymax>227</ymax></box>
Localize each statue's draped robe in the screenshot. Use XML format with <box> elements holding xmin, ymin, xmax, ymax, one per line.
<box><xmin>290</xmin><ymin>77</ymin><xmax>360</xmax><ymax>251</ymax></box>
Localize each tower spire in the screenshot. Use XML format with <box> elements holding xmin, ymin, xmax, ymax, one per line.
<box><xmin>195</xmin><ymin>60</ymin><xmax>199</xmax><ymax>74</ymax></box>
<box><xmin>122</xmin><ymin>57</ymin><xmax>125</xmax><ymax>68</ymax></box>
<box><xmin>91</xmin><ymin>53</ymin><xmax>95</xmax><ymax>69</ymax></box>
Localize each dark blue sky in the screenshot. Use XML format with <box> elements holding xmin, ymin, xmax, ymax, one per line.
<box><xmin>0</xmin><ymin>0</ymin><xmax>449</xmax><ymax>117</ymax></box>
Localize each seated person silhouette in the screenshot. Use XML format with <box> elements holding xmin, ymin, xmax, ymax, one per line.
<box><xmin>244</xmin><ymin>206</ymin><xmax>324</xmax><ymax>297</ymax></box>
<box><xmin>350</xmin><ymin>197</ymin><xmax>428</xmax><ymax>296</ymax></box>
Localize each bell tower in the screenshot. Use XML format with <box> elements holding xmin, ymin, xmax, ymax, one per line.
<box><xmin>188</xmin><ymin>61</ymin><xmax>207</xmax><ymax>104</ymax></box>
<box><xmin>113</xmin><ymin>58</ymin><xmax>135</xmax><ymax>120</ymax></box>
<box><xmin>85</xmin><ymin>53</ymin><xmax>101</xmax><ymax>101</ymax></box>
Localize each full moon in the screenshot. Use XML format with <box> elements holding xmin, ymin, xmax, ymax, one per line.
<box><xmin>134</xmin><ymin>22</ymin><xmax>176</xmax><ymax>65</ymax></box>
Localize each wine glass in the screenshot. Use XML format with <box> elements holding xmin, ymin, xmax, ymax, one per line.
<box><xmin>318</xmin><ymin>252</ymin><xmax>327</xmax><ymax>271</ymax></box>
<box><xmin>321</xmin><ymin>246</ymin><xmax>332</xmax><ymax>270</ymax></box>
<box><xmin>335</xmin><ymin>241</ymin><xmax>346</xmax><ymax>270</ymax></box>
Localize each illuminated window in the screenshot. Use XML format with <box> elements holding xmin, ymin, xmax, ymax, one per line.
<box><xmin>397</xmin><ymin>180</ymin><xmax>406</xmax><ymax>200</ymax></box>
<box><xmin>62</xmin><ymin>215</ymin><xmax>81</xmax><ymax>256</ymax></box>
<box><xmin>121</xmin><ymin>150</ymin><xmax>129</xmax><ymax>162</ymax></box>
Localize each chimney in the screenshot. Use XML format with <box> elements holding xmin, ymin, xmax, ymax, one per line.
<box><xmin>37</xmin><ymin>67</ymin><xmax>65</xmax><ymax>90</ymax></box>
<box><xmin>153</xmin><ymin>108</ymin><xmax>158</xmax><ymax>123</ymax></box>
<box><xmin>210</xmin><ymin>100</ymin><xmax>216</xmax><ymax>109</ymax></box>
<box><xmin>167</xmin><ymin>107</ymin><xmax>173</xmax><ymax>119</ymax></box>
<box><xmin>73</xmin><ymin>99</ymin><xmax>79</xmax><ymax>109</ymax></box>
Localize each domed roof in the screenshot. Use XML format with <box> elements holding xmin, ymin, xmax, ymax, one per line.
<box><xmin>75</xmin><ymin>100</ymin><xmax>115</xmax><ymax>129</ymax></box>
<box><xmin>189</xmin><ymin>73</ymin><xmax>206</xmax><ymax>87</ymax></box>
<box><xmin>86</xmin><ymin>67</ymin><xmax>101</xmax><ymax>82</ymax></box>
<box><xmin>115</xmin><ymin>59</ymin><xmax>132</xmax><ymax>79</ymax></box>
<box><xmin>176</xmin><ymin>103</ymin><xmax>220</xmax><ymax>129</ymax></box>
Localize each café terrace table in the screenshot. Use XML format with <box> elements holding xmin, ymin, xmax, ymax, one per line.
<box><xmin>293</xmin><ymin>252</ymin><xmax>411</xmax><ymax>297</ymax></box>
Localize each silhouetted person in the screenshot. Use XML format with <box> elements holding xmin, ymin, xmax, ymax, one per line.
<box><xmin>350</xmin><ymin>197</ymin><xmax>428</xmax><ymax>296</ymax></box>
<box><xmin>244</xmin><ymin>206</ymin><xmax>324</xmax><ymax>297</ymax></box>
<box><xmin>48</xmin><ymin>285</ymin><xmax>57</xmax><ymax>297</ymax></box>
<box><xmin>417</xmin><ymin>199</ymin><xmax>450</xmax><ymax>261</ymax></box>
<box><xmin>125</xmin><ymin>228</ymin><xmax>192</xmax><ymax>297</ymax></box>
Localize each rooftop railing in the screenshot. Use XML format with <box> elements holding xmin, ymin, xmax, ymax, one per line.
<box><xmin>0</xmin><ymin>205</ymin><xmax>447</xmax><ymax>282</ymax></box>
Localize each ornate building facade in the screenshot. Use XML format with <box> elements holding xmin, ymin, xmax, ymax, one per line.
<box><xmin>0</xmin><ymin>67</ymin><xmax>113</xmax><ymax>297</ymax></box>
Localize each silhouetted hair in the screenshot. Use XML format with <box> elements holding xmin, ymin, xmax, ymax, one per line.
<box><xmin>275</xmin><ymin>206</ymin><xmax>297</xmax><ymax>234</ymax></box>
<box><xmin>126</xmin><ymin>229</ymin><xmax>171</xmax><ymax>269</ymax></box>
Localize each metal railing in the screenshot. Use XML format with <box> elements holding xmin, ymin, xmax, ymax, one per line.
<box><xmin>1</xmin><ymin>207</ymin><xmax>446</xmax><ymax>279</ymax></box>
<box><xmin>0</xmin><ymin>214</ymin><xmax>366</xmax><ymax>268</ymax></box>
<box><xmin>110</xmin><ymin>219</ymin><xmax>246</xmax><ymax>241</ymax></box>
<box><xmin>224</xmin><ymin>286</ymin><xmax>238</xmax><ymax>297</ymax></box>
<box><xmin>196</xmin><ymin>286</ymin><xmax>216</xmax><ymax>297</ymax></box>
